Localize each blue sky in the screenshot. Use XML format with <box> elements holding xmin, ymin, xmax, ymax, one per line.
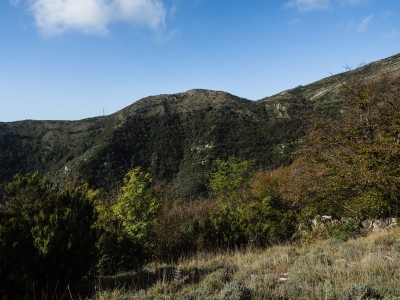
<box><xmin>1</xmin><ymin>0</ymin><xmax>399</xmax><ymax>121</ymax></box>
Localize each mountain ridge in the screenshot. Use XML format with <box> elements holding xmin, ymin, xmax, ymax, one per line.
<box><xmin>1</xmin><ymin>52</ymin><xmax>399</xmax><ymax>195</ymax></box>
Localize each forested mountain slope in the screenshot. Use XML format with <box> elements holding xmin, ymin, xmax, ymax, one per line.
<box><xmin>1</xmin><ymin>53</ymin><xmax>399</xmax><ymax>195</ymax></box>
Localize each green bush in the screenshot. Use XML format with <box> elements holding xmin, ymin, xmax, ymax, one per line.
<box><xmin>328</xmin><ymin>219</ymin><xmax>359</xmax><ymax>241</ymax></box>
<box><xmin>0</xmin><ymin>172</ymin><xmax>98</xmax><ymax>298</ymax></box>
<box><xmin>342</xmin><ymin>284</ymin><xmax>381</xmax><ymax>300</ymax></box>
<box><xmin>208</xmin><ymin>158</ymin><xmax>296</xmax><ymax>248</ymax></box>
<box><xmin>219</xmin><ymin>282</ymin><xmax>251</xmax><ymax>300</ymax></box>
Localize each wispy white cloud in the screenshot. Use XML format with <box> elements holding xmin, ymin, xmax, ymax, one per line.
<box><xmin>285</xmin><ymin>0</ymin><xmax>369</xmax><ymax>12</ymax></box>
<box><xmin>24</xmin><ymin>0</ymin><xmax>167</xmax><ymax>36</ymax></box>
<box><xmin>356</xmin><ymin>14</ymin><xmax>374</xmax><ymax>32</ymax></box>
<box><xmin>384</xmin><ymin>29</ymin><xmax>399</xmax><ymax>39</ymax></box>
<box><xmin>9</xmin><ymin>0</ymin><xmax>21</xmax><ymax>6</ymax></box>
<box><xmin>285</xmin><ymin>0</ymin><xmax>331</xmax><ymax>12</ymax></box>
<box><xmin>345</xmin><ymin>14</ymin><xmax>374</xmax><ymax>33</ymax></box>
<box><xmin>340</xmin><ymin>0</ymin><xmax>369</xmax><ymax>5</ymax></box>
<box><xmin>288</xmin><ymin>18</ymin><xmax>302</xmax><ymax>26</ymax></box>
<box><xmin>154</xmin><ymin>28</ymin><xmax>181</xmax><ymax>44</ymax></box>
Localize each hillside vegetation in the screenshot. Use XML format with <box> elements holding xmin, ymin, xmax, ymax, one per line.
<box><xmin>0</xmin><ymin>89</ymin><xmax>305</xmax><ymax>197</ymax></box>
<box><xmin>95</xmin><ymin>227</ymin><xmax>400</xmax><ymax>300</ymax></box>
<box><xmin>1</xmin><ymin>53</ymin><xmax>400</xmax><ymax>299</ymax></box>
<box><xmin>1</xmin><ymin>53</ymin><xmax>399</xmax><ymax>196</ymax></box>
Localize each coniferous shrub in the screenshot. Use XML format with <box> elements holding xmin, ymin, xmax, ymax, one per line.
<box><xmin>0</xmin><ymin>172</ymin><xmax>98</xmax><ymax>298</ymax></box>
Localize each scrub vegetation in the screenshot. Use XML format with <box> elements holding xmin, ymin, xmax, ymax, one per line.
<box><xmin>1</xmin><ymin>53</ymin><xmax>400</xmax><ymax>299</ymax></box>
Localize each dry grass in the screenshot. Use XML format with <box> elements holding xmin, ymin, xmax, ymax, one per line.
<box><xmin>94</xmin><ymin>227</ymin><xmax>400</xmax><ymax>299</ymax></box>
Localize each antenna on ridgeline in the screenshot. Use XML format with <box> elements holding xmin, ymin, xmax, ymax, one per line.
<box><xmin>103</xmin><ymin>109</ymin><xmax>105</xmax><ymax>117</ymax></box>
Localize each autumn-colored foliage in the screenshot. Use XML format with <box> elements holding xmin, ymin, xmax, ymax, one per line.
<box><xmin>283</xmin><ymin>72</ymin><xmax>400</xmax><ymax>218</ymax></box>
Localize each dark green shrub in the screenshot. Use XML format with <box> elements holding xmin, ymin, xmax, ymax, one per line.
<box><xmin>219</xmin><ymin>282</ymin><xmax>252</xmax><ymax>300</ymax></box>
<box><xmin>343</xmin><ymin>284</ymin><xmax>381</xmax><ymax>300</ymax></box>
<box><xmin>328</xmin><ymin>219</ymin><xmax>359</xmax><ymax>241</ymax></box>
<box><xmin>0</xmin><ymin>172</ymin><xmax>98</xmax><ymax>298</ymax></box>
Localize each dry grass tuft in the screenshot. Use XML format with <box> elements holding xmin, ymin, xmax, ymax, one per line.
<box><xmin>94</xmin><ymin>227</ymin><xmax>400</xmax><ymax>299</ymax></box>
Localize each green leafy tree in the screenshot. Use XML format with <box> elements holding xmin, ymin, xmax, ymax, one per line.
<box><xmin>95</xmin><ymin>167</ymin><xmax>160</xmax><ymax>273</ymax></box>
<box><xmin>209</xmin><ymin>157</ymin><xmax>251</xmax><ymax>199</ymax></box>
<box><xmin>113</xmin><ymin>167</ymin><xmax>160</xmax><ymax>243</ymax></box>
<box><xmin>208</xmin><ymin>157</ymin><xmax>252</xmax><ymax>245</ymax></box>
